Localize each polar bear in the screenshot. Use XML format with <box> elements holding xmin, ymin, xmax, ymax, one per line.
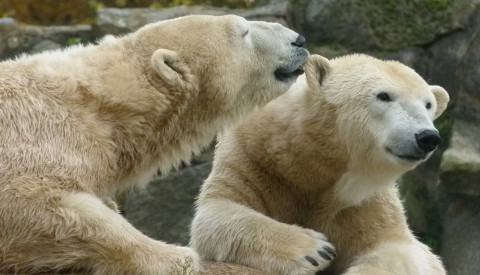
<box><xmin>0</xmin><ymin>15</ymin><xmax>308</xmax><ymax>274</ymax></box>
<box><xmin>191</xmin><ymin>54</ymin><xmax>450</xmax><ymax>275</ymax></box>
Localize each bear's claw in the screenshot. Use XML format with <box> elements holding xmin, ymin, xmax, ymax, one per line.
<box><xmin>305</xmin><ymin>256</ymin><xmax>319</xmax><ymax>266</ymax></box>
<box><xmin>323</xmin><ymin>246</ymin><xmax>337</xmax><ymax>258</ymax></box>
<box><xmin>318</xmin><ymin>250</ymin><xmax>333</xmax><ymax>261</ymax></box>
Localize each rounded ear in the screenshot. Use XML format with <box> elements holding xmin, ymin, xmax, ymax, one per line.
<box><xmin>431</xmin><ymin>85</ymin><xmax>450</xmax><ymax>119</ymax></box>
<box><xmin>305</xmin><ymin>54</ymin><xmax>331</xmax><ymax>90</ymax></box>
<box><xmin>150</xmin><ymin>49</ymin><xmax>192</xmax><ymax>87</ymax></box>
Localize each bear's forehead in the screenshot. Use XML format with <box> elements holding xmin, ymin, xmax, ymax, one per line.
<box><xmin>382</xmin><ymin>63</ymin><xmax>428</xmax><ymax>93</ymax></box>
<box><xmin>332</xmin><ymin>56</ymin><xmax>430</xmax><ymax>97</ymax></box>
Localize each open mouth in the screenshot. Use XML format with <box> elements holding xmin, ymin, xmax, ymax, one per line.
<box><xmin>386</xmin><ymin>147</ymin><xmax>425</xmax><ymax>162</ymax></box>
<box><xmin>274</xmin><ymin>66</ymin><xmax>305</xmax><ymax>82</ymax></box>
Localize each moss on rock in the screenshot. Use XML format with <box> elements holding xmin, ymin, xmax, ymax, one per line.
<box><xmin>358</xmin><ymin>0</ymin><xmax>455</xmax><ymax>50</ymax></box>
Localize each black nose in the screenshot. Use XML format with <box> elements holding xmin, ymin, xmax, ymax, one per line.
<box><xmin>291</xmin><ymin>35</ymin><xmax>305</xmax><ymax>47</ymax></box>
<box><xmin>416</xmin><ymin>130</ymin><xmax>441</xmax><ymax>153</ymax></box>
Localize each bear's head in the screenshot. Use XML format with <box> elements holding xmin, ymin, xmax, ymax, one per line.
<box><xmin>133</xmin><ymin>15</ymin><xmax>308</xmax><ymax>115</ymax></box>
<box><xmin>304</xmin><ymin>54</ymin><xmax>449</xmax><ymax>175</ymax></box>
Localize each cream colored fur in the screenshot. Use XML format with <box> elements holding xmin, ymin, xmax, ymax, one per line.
<box><xmin>0</xmin><ymin>15</ymin><xmax>307</xmax><ymax>274</ymax></box>
<box><xmin>191</xmin><ymin>54</ymin><xmax>449</xmax><ymax>275</ymax></box>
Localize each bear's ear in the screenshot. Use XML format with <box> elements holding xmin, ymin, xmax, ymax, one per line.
<box><xmin>431</xmin><ymin>85</ymin><xmax>449</xmax><ymax>119</ymax></box>
<box><xmin>150</xmin><ymin>49</ymin><xmax>193</xmax><ymax>87</ymax></box>
<box><xmin>305</xmin><ymin>54</ymin><xmax>331</xmax><ymax>90</ymax></box>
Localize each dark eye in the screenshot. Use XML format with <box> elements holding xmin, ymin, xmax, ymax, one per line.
<box><xmin>426</xmin><ymin>102</ymin><xmax>432</xmax><ymax>109</ymax></box>
<box><xmin>242</xmin><ymin>29</ymin><xmax>249</xmax><ymax>37</ymax></box>
<box><xmin>377</xmin><ymin>92</ymin><xmax>392</xmax><ymax>102</ymax></box>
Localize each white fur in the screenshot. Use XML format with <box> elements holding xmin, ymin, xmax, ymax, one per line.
<box><xmin>0</xmin><ymin>15</ymin><xmax>307</xmax><ymax>274</ymax></box>
<box><xmin>191</xmin><ymin>54</ymin><xmax>449</xmax><ymax>275</ymax></box>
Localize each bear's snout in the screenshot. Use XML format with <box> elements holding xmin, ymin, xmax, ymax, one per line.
<box><xmin>415</xmin><ymin>129</ymin><xmax>441</xmax><ymax>153</ymax></box>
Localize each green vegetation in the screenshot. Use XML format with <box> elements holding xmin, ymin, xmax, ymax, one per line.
<box><xmin>358</xmin><ymin>0</ymin><xmax>454</xmax><ymax>50</ymax></box>
<box><xmin>67</xmin><ymin>37</ymin><xmax>83</xmax><ymax>45</ymax></box>
<box><xmin>0</xmin><ymin>0</ymin><xmax>260</xmax><ymax>25</ymax></box>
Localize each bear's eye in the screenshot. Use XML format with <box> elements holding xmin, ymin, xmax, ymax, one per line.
<box><xmin>377</xmin><ymin>92</ymin><xmax>392</xmax><ymax>102</ymax></box>
<box><xmin>242</xmin><ymin>29</ymin><xmax>249</xmax><ymax>37</ymax></box>
<box><xmin>426</xmin><ymin>102</ymin><xmax>432</xmax><ymax>109</ymax></box>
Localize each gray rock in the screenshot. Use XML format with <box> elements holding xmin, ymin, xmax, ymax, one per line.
<box><xmin>440</xmin><ymin>121</ymin><xmax>480</xmax><ymax>197</ymax></box>
<box><xmin>437</xmin><ymin>13</ymin><xmax>480</xmax><ymax>275</ymax></box>
<box><xmin>0</xmin><ymin>19</ymin><xmax>93</xmax><ymax>60</ymax></box>
<box><xmin>428</xmin><ymin>30</ymin><xmax>471</xmax><ymax>101</ymax></box>
<box><xmin>124</xmin><ymin>162</ymin><xmax>213</xmax><ymax>245</ymax></box>
<box><xmin>32</xmin><ymin>40</ymin><xmax>62</xmax><ymax>53</ymax></box>
<box><xmin>441</xmin><ymin>198</ymin><xmax>480</xmax><ymax>275</ymax></box>
<box><xmin>94</xmin><ymin>2</ymin><xmax>290</xmax><ymax>36</ymax></box>
<box><xmin>302</xmin><ymin>0</ymin><xmax>375</xmax><ymax>50</ymax></box>
<box><xmin>439</xmin><ymin>24</ymin><xmax>480</xmax><ymax>197</ymax></box>
<box><xmin>460</xmin><ymin>31</ymin><xmax>480</xmax><ymax>106</ymax></box>
<box><xmin>387</xmin><ymin>47</ymin><xmax>429</xmax><ymax>78</ymax></box>
<box><xmin>292</xmin><ymin>0</ymin><xmax>479</xmax><ymax>51</ymax></box>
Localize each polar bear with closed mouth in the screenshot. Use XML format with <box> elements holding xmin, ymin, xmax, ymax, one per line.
<box><xmin>0</xmin><ymin>15</ymin><xmax>308</xmax><ymax>274</ymax></box>
<box><xmin>191</xmin><ymin>54</ymin><xmax>449</xmax><ymax>275</ymax></box>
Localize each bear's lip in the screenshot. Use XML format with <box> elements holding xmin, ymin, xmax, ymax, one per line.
<box><xmin>386</xmin><ymin>147</ymin><xmax>425</xmax><ymax>162</ymax></box>
<box><xmin>274</xmin><ymin>66</ymin><xmax>305</xmax><ymax>82</ymax></box>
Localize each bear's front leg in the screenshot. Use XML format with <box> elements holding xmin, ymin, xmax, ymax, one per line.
<box><xmin>342</xmin><ymin>240</ymin><xmax>445</xmax><ymax>275</ymax></box>
<box><xmin>0</xmin><ymin>175</ymin><xmax>201</xmax><ymax>275</ymax></box>
<box><xmin>191</xmin><ymin>199</ymin><xmax>336</xmax><ymax>275</ymax></box>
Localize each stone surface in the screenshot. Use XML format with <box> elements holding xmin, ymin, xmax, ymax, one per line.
<box><xmin>94</xmin><ymin>1</ymin><xmax>289</xmax><ymax>36</ymax></box>
<box><xmin>427</xmin><ymin>30</ymin><xmax>470</xmax><ymax>101</ymax></box>
<box><xmin>436</xmin><ymin>9</ymin><xmax>480</xmax><ymax>274</ymax></box>
<box><xmin>441</xmin><ymin>198</ymin><xmax>480</xmax><ymax>275</ymax></box>
<box><xmin>440</xmin><ymin>121</ymin><xmax>480</xmax><ymax>196</ymax></box>
<box><xmin>439</xmin><ymin>23</ymin><xmax>480</xmax><ymax>197</ymax></box>
<box><xmin>292</xmin><ymin>0</ymin><xmax>479</xmax><ymax>51</ymax></box>
<box><xmin>0</xmin><ymin>20</ymin><xmax>93</xmax><ymax>60</ymax></box>
<box><xmin>124</xmin><ymin>162</ymin><xmax>213</xmax><ymax>245</ymax></box>
<box><xmin>31</xmin><ymin>39</ymin><xmax>62</xmax><ymax>53</ymax></box>
<box><xmin>387</xmin><ymin>47</ymin><xmax>429</xmax><ymax>78</ymax></box>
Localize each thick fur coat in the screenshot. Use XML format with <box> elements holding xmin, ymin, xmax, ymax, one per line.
<box><xmin>0</xmin><ymin>15</ymin><xmax>307</xmax><ymax>274</ymax></box>
<box><xmin>191</xmin><ymin>54</ymin><xmax>449</xmax><ymax>275</ymax></box>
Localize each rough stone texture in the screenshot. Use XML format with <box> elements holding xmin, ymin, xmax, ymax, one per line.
<box><xmin>124</xmin><ymin>162</ymin><xmax>212</xmax><ymax>245</ymax></box>
<box><xmin>440</xmin><ymin>198</ymin><xmax>480</xmax><ymax>275</ymax></box>
<box><xmin>302</xmin><ymin>0</ymin><xmax>375</xmax><ymax>50</ymax></box>
<box><xmin>439</xmin><ymin>23</ymin><xmax>480</xmax><ymax>197</ymax></box>
<box><xmin>0</xmin><ymin>18</ymin><xmax>93</xmax><ymax>60</ymax></box>
<box><xmin>291</xmin><ymin>0</ymin><xmax>479</xmax><ymax>51</ymax></box>
<box><xmin>440</xmin><ymin>121</ymin><xmax>480</xmax><ymax>196</ymax></box>
<box><xmin>436</xmin><ymin>9</ymin><xmax>480</xmax><ymax>274</ymax></box>
<box><xmin>94</xmin><ymin>1</ymin><xmax>289</xmax><ymax>36</ymax></box>
<box><xmin>387</xmin><ymin>47</ymin><xmax>429</xmax><ymax>78</ymax></box>
<box><xmin>427</xmin><ymin>30</ymin><xmax>470</xmax><ymax>101</ymax></box>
